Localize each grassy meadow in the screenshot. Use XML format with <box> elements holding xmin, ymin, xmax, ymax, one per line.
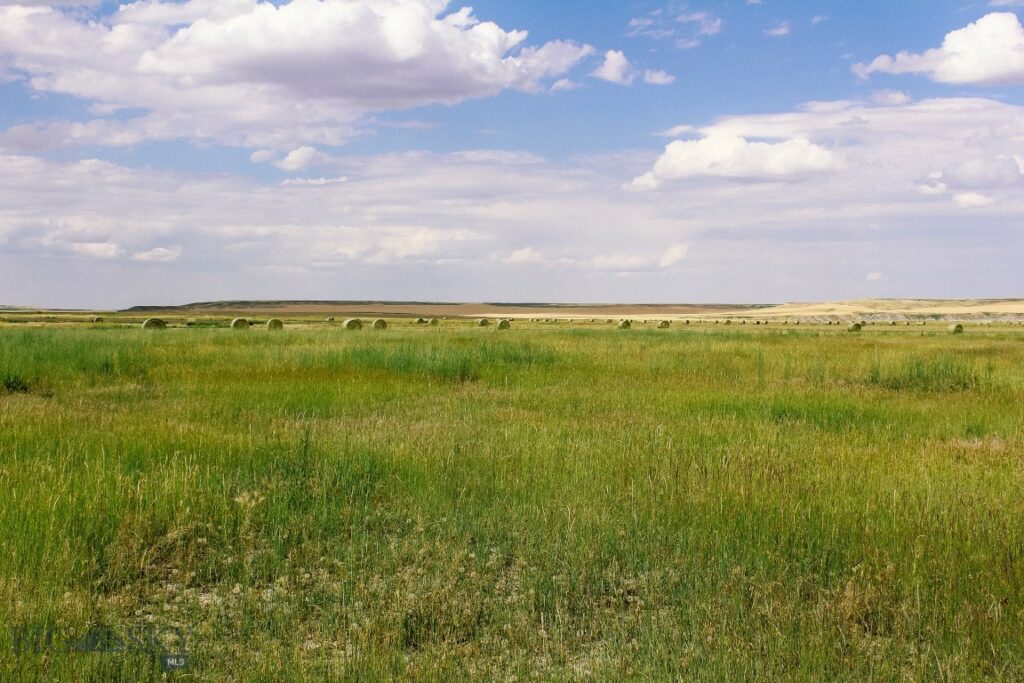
<box><xmin>1</xmin><ymin>318</ymin><xmax>1023</xmax><ymax>680</ymax></box>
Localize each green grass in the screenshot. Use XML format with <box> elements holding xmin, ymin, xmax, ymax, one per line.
<box><xmin>1</xmin><ymin>323</ymin><xmax>1023</xmax><ymax>680</ymax></box>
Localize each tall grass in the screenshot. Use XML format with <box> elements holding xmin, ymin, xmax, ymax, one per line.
<box><xmin>0</xmin><ymin>324</ymin><xmax>1022</xmax><ymax>680</ymax></box>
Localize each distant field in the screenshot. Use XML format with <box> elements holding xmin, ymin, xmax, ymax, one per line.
<box><xmin>2</xmin><ymin>318</ymin><xmax>1024</xmax><ymax>680</ymax></box>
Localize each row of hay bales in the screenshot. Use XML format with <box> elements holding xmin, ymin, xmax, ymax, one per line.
<box><xmin>138</xmin><ymin>316</ymin><xmax>974</xmax><ymax>333</ymax></box>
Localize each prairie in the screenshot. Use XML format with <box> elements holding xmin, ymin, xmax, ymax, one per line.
<box><xmin>1</xmin><ymin>319</ymin><xmax>1023</xmax><ymax>680</ymax></box>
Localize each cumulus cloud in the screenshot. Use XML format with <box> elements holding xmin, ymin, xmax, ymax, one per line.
<box><xmin>629</xmin><ymin>134</ymin><xmax>841</xmax><ymax>189</ymax></box>
<box><xmin>643</xmin><ymin>69</ymin><xmax>676</xmax><ymax>85</ymax></box>
<box><xmin>132</xmin><ymin>246</ymin><xmax>181</xmax><ymax>262</ymax></box>
<box><xmin>592</xmin><ymin>50</ymin><xmax>635</xmax><ymax>85</ymax></box>
<box><xmin>854</xmin><ymin>12</ymin><xmax>1024</xmax><ymax>85</ymax></box>
<box><xmin>952</xmin><ymin>191</ymin><xmax>996</xmax><ymax>208</ymax></box>
<box><xmin>0</xmin><ymin>0</ymin><xmax>594</xmax><ymax>150</ymax></box>
<box><xmin>274</xmin><ymin>146</ymin><xmax>333</xmax><ymax>171</ymax></box>
<box><xmin>765</xmin><ymin>21</ymin><xmax>791</xmax><ymax>37</ymax></box>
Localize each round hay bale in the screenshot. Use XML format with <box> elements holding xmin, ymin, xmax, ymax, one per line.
<box><xmin>416</xmin><ymin>317</ymin><xmax>427</xmax><ymax>325</ymax></box>
<box><xmin>230</xmin><ymin>318</ymin><xmax>250</xmax><ymax>330</ymax></box>
<box><xmin>325</xmin><ymin>317</ymin><xmax>335</xmax><ymax>322</ymax></box>
<box><xmin>617</xmin><ymin>319</ymin><xmax>631</xmax><ymax>329</ymax></box>
<box><xmin>429</xmin><ymin>318</ymin><xmax>439</xmax><ymax>326</ymax></box>
<box><xmin>372</xmin><ymin>318</ymin><xmax>387</xmax><ymax>330</ymax></box>
<box><xmin>141</xmin><ymin>318</ymin><xmax>166</xmax><ymax>330</ymax></box>
<box><xmin>724</xmin><ymin>320</ymin><xmax>731</xmax><ymax>325</ymax></box>
<box><xmin>847</xmin><ymin>322</ymin><xmax>862</xmax><ymax>332</ymax></box>
<box><xmin>606</xmin><ymin>319</ymin><xmax>614</xmax><ymax>324</ymax></box>
<box><xmin>342</xmin><ymin>318</ymin><xmax>362</xmax><ymax>330</ymax></box>
<box><xmin>948</xmin><ymin>323</ymin><xmax>964</xmax><ymax>334</ymax></box>
<box><xmin>476</xmin><ymin>318</ymin><xmax>490</xmax><ymax>327</ymax></box>
<box><xmin>91</xmin><ymin>316</ymin><xmax>104</xmax><ymax>323</ymax></box>
<box><xmin>754</xmin><ymin>320</ymin><xmax>761</xmax><ymax>326</ymax></box>
<box><xmin>266</xmin><ymin>318</ymin><xmax>284</xmax><ymax>331</ymax></box>
<box><xmin>657</xmin><ymin>320</ymin><xmax>670</xmax><ymax>329</ymax></box>
<box><xmin>497</xmin><ymin>319</ymin><xmax>511</xmax><ymax>330</ymax></box>
<box><xmin>684</xmin><ymin>319</ymin><xmax>690</xmax><ymax>325</ymax></box>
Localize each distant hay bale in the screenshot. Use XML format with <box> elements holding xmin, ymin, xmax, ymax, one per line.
<box><xmin>416</xmin><ymin>318</ymin><xmax>427</xmax><ymax>325</ymax></box>
<box><xmin>948</xmin><ymin>323</ymin><xmax>964</xmax><ymax>334</ymax></box>
<box><xmin>372</xmin><ymin>318</ymin><xmax>387</xmax><ymax>329</ymax></box>
<box><xmin>754</xmin><ymin>320</ymin><xmax>761</xmax><ymax>326</ymax></box>
<box><xmin>429</xmin><ymin>318</ymin><xmax>439</xmax><ymax>326</ymax></box>
<box><xmin>342</xmin><ymin>318</ymin><xmax>363</xmax><ymax>330</ymax></box>
<box><xmin>230</xmin><ymin>318</ymin><xmax>250</xmax><ymax>330</ymax></box>
<box><xmin>497</xmin><ymin>319</ymin><xmax>511</xmax><ymax>330</ymax></box>
<box><xmin>723</xmin><ymin>320</ymin><xmax>731</xmax><ymax>325</ymax></box>
<box><xmin>266</xmin><ymin>318</ymin><xmax>284</xmax><ymax>331</ymax></box>
<box><xmin>889</xmin><ymin>320</ymin><xmax>897</xmax><ymax>326</ymax></box>
<box><xmin>477</xmin><ymin>318</ymin><xmax>490</xmax><ymax>327</ymax></box>
<box><xmin>141</xmin><ymin>318</ymin><xmax>166</xmax><ymax>330</ymax></box>
<box><xmin>847</xmin><ymin>322</ymin><xmax>862</xmax><ymax>332</ymax></box>
<box><xmin>858</xmin><ymin>320</ymin><xmax>867</xmax><ymax>327</ymax></box>
<box><xmin>617</xmin><ymin>319</ymin><xmax>631</xmax><ymax>329</ymax></box>
<box><xmin>91</xmin><ymin>316</ymin><xmax>103</xmax><ymax>323</ymax></box>
<box><xmin>325</xmin><ymin>317</ymin><xmax>335</xmax><ymax>322</ymax></box>
<box><xmin>606</xmin><ymin>319</ymin><xmax>614</xmax><ymax>324</ymax></box>
<box><xmin>684</xmin><ymin>319</ymin><xmax>690</xmax><ymax>325</ymax></box>
<box><xmin>657</xmin><ymin>320</ymin><xmax>670</xmax><ymax>329</ymax></box>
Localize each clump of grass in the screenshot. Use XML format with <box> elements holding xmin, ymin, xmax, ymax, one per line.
<box><xmin>2</xmin><ymin>372</ymin><xmax>30</xmax><ymax>394</ymax></box>
<box><xmin>866</xmin><ymin>355</ymin><xmax>983</xmax><ymax>392</ymax></box>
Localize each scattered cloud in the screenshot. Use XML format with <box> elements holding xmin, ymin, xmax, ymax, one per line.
<box><xmin>765</xmin><ymin>21</ymin><xmax>791</xmax><ymax>37</ymax></box>
<box><xmin>274</xmin><ymin>146</ymin><xmax>333</xmax><ymax>172</ymax></box>
<box><xmin>132</xmin><ymin>246</ymin><xmax>181</xmax><ymax>262</ymax></box>
<box><xmin>853</xmin><ymin>12</ymin><xmax>1024</xmax><ymax>85</ymax></box>
<box><xmin>643</xmin><ymin>69</ymin><xmax>676</xmax><ymax>85</ymax></box>
<box><xmin>659</xmin><ymin>243</ymin><xmax>688</xmax><ymax>268</ymax></box>
<box><xmin>865</xmin><ymin>271</ymin><xmax>884</xmax><ymax>282</ymax></box>
<box><xmin>871</xmin><ymin>89</ymin><xmax>911</xmax><ymax>105</ymax></box>
<box><xmin>628</xmin><ymin>7</ymin><xmax>722</xmax><ymax>49</ymax></box>
<box><xmin>592</xmin><ymin>50</ymin><xmax>636</xmax><ymax>85</ymax></box>
<box><xmin>952</xmin><ymin>191</ymin><xmax>996</xmax><ymax>208</ymax></box>
<box><xmin>677</xmin><ymin>12</ymin><xmax>722</xmax><ymax>36</ymax></box>
<box><xmin>812</xmin><ymin>15</ymin><xmax>828</xmax><ymax>25</ymax></box>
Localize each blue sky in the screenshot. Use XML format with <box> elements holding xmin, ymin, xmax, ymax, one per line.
<box><xmin>0</xmin><ymin>0</ymin><xmax>1022</xmax><ymax>307</ymax></box>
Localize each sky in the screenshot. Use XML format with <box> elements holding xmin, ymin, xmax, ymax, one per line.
<box><xmin>0</xmin><ymin>0</ymin><xmax>1022</xmax><ymax>308</ymax></box>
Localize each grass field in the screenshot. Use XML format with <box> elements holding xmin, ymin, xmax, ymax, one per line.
<box><xmin>1</xmin><ymin>319</ymin><xmax>1023</xmax><ymax>680</ymax></box>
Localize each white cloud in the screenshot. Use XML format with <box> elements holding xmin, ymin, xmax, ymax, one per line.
<box><xmin>989</xmin><ymin>1</ymin><xmax>1024</xmax><ymax>7</ymax></box>
<box><xmin>854</xmin><ymin>12</ymin><xmax>1024</xmax><ymax>85</ymax></box>
<box><xmin>629</xmin><ymin>134</ymin><xmax>842</xmax><ymax>189</ymax></box>
<box><xmin>643</xmin><ymin>69</ymin><xmax>676</xmax><ymax>85</ymax></box>
<box><xmin>871</xmin><ymin>89</ymin><xmax>911</xmax><ymax>106</ymax></box>
<box><xmin>132</xmin><ymin>246</ymin><xmax>181</xmax><ymax>262</ymax></box>
<box><xmin>281</xmin><ymin>176</ymin><xmax>348</xmax><ymax>186</ymax></box>
<box><xmin>249</xmin><ymin>149</ymin><xmax>276</xmax><ymax>164</ymax></box>
<box><xmin>865</xmin><ymin>271</ymin><xmax>884</xmax><ymax>282</ymax></box>
<box><xmin>592</xmin><ymin>50</ymin><xmax>635</xmax><ymax>85</ymax></box>
<box><xmin>504</xmin><ymin>247</ymin><xmax>545</xmax><ymax>263</ymax></box>
<box><xmin>69</xmin><ymin>242</ymin><xmax>124</xmax><ymax>259</ymax></box>
<box><xmin>549</xmin><ymin>78</ymin><xmax>580</xmax><ymax>92</ymax></box>
<box><xmin>677</xmin><ymin>12</ymin><xmax>721</xmax><ymax>36</ymax></box>
<box><xmin>765</xmin><ymin>21</ymin><xmax>791</xmax><ymax>37</ymax></box>
<box><xmin>812</xmin><ymin>15</ymin><xmax>828</xmax><ymax>25</ymax></box>
<box><xmin>274</xmin><ymin>146</ymin><xmax>332</xmax><ymax>171</ymax></box>
<box><xmin>659</xmin><ymin>243</ymin><xmax>688</xmax><ymax>268</ymax></box>
<box><xmin>656</xmin><ymin>124</ymin><xmax>697</xmax><ymax>137</ymax></box>
<box><xmin>0</xmin><ymin>0</ymin><xmax>593</xmax><ymax>150</ymax></box>
<box><xmin>953</xmin><ymin>191</ymin><xmax>996</xmax><ymax>208</ymax></box>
